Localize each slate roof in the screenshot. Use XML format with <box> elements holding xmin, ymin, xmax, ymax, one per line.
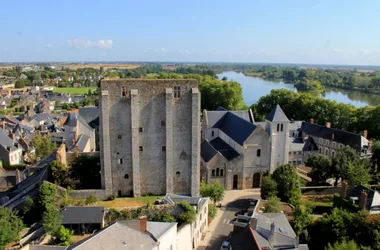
<box><xmin>30</xmin><ymin>245</ymin><xmax>68</xmax><ymax>250</ymax></box>
<box><xmin>201</xmin><ymin>140</ymin><xmax>218</xmax><ymax>163</ymax></box>
<box><xmin>215</xmin><ymin>107</ymin><xmax>254</xmax><ymax>123</ymax></box>
<box><xmin>67</xmin><ymin>220</ymin><xmax>176</xmax><ymax>250</ymax></box>
<box><xmin>266</xmin><ymin>105</ymin><xmax>290</xmax><ymax>122</ymax></box>
<box><xmin>213</xmin><ymin>112</ymin><xmax>256</xmax><ymax>146</ymax></box>
<box><xmin>301</xmin><ymin>122</ymin><xmax>365</xmax><ymax>149</ymax></box>
<box><xmin>4</xmin><ymin>114</ymin><xmax>19</xmax><ymax>124</ymax></box>
<box><xmin>230</xmin><ymin>226</ymin><xmax>260</xmax><ymax>250</ymax></box>
<box><xmin>0</xmin><ymin>127</ymin><xmax>18</xmax><ymax>152</ymax></box>
<box><xmin>32</xmin><ymin>113</ymin><xmax>54</xmax><ymax>123</ymax></box>
<box><xmin>76</xmin><ymin>134</ymin><xmax>90</xmax><ymax>152</ymax></box>
<box><xmin>78</xmin><ymin>106</ymin><xmax>99</xmax><ymax>124</ymax></box>
<box><xmin>60</xmin><ymin>206</ymin><xmax>105</xmax><ymax>224</ymax></box>
<box><xmin>303</xmin><ymin>137</ymin><xmax>318</xmax><ymax>152</ymax></box>
<box><xmin>209</xmin><ymin>137</ymin><xmax>240</xmax><ymax>160</ymax></box>
<box><xmin>64</xmin><ymin>112</ymin><xmax>78</xmax><ymax>127</ymax></box>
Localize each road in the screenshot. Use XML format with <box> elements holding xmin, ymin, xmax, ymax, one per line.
<box><xmin>197</xmin><ymin>189</ymin><xmax>261</xmax><ymax>250</ymax></box>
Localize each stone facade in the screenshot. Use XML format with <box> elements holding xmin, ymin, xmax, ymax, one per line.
<box><xmin>100</xmin><ymin>79</ymin><xmax>200</xmax><ymax>197</ymax></box>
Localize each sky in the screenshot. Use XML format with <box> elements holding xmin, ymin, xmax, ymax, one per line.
<box><xmin>1</xmin><ymin>0</ymin><xmax>380</xmax><ymax>65</ymax></box>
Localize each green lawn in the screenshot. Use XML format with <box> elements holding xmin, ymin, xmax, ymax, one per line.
<box><xmin>52</xmin><ymin>87</ymin><xmax>96</xmax><ymax>94</ymax></box>
<box><xmin>95</xmin><ymin>196</ymin><xmax>162</xmax><ymax>208</ymax></box>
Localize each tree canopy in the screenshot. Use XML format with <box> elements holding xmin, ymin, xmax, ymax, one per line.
<box><xmin>0</xmin><ymin>207</ymin><xmax>24</xmax><ymax>250</ymax></box>
<box><xmin>200</xmin><ymin>181</ymin><xmax>225</xmax><ymax>205</ymax></box>
<box><xmin>272</xmin><ymin>164</ymin><xmax>301</xmax><ymax>205</ymax></box>
<box><xmin>31</xmin><ymin>135</ymin><xmax>56</xmax><ymax>159</ymax></box>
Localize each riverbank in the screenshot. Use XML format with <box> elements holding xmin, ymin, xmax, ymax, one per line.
<box><xmin>242</xmin><ymin>72</ymin><xmax>380</xmax><ymax>96</ymax></box>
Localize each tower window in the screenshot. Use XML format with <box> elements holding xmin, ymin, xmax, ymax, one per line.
<box><xmin>257</xmin><ymin>149</ymin><xmax>261</xmax><ymax>157</ymax></box>
<box><xmin>173</xmin><ymin>86</ymin><xmax>181</xmax><ymax>98</ymax></box>
<box><xmin>220</xmin><ymin>169</ymin><xmax>224</xmax><ymax>177</ymax></box>
<box><xmin>212</xmin><ymin>131</ymin><xmax>214</xmax><ymax>137</ymax></box>
<box><xmin>118</xmin><ymin>135</ymin><xmax>122</xmax><ymax>139</ymax></box>
<box><xmin>121</xmin><ymin>87</ymin><xmax>127</xmax><ymax>97</ymax></box>
<box><xmin>139</xmin><ymin>146</ymin><xmax>143</xmax><ymax>151</ymax></box>
<box><xmin>139</xmin><ymin>127</ymin><xmax>143</xmax><ymax>133</ymax></box>
<box><xmin>277</xmin><ymin>124</ymin><xmax>280</xmax><ymax>132</ymax></box>
<box><xmin>280</xmin><ymin>124</ymin><xmax>283</xmax><ymax>132</ymax></box>
<box><xmin>124</xmin><ymin>174</ymin><xmax>129</xmax><ymax>179</ymax></box>
<box><xmin>212</xmin><ymin>169</ymin><xmax>215</xmax><ymax>176</ymax></box>
<box><xmin>162</xmin><ymin>146</ymin><xmax>166</xmax><ymax>151</ymax></box>
<box><xmin>176</xmin><ymin>171</ymin><xmax>180</xmax><ymax>176</ymax></box>
<box><xmin>118</xmin><ymin>158</ymin><xmax>123</xmax><ymax>164</ymax></box>
<box><xmin>216</xmin><ymin>168</ymin><xmax>220</xmax><ymax>177</ymax></box>
<box><xmin>161</xmin><ymin>120</ymin><xmax>166</xmax><ymax>126</ymax></box>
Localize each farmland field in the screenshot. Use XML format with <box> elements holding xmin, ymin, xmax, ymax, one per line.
<box><xmin>52</xmin><ymin>87</ymin><xmax>96</xmax><ymax>94</ymax></box>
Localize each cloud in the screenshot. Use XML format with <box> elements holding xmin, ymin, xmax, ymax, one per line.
<box><xmin>160</xmin><ymin>48</ymin><xmax>167</xmax><ymax>52</ymax></box>
<box><xmin>44</xmin><ymin>44</ymin><xmax>53</xmax><ymax>49</ymax></box>
<box><xmin>67</xmin><ymin>38</ymin><xmax>113</xmax><ymax>49</ymax></box>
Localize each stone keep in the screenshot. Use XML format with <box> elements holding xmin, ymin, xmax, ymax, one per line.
<box><xmin>100</xmin><ymin>79</ymin><xmax>200</xmax><ymax>197</ymax></box>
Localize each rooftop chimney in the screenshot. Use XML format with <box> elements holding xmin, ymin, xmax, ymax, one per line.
<box><xmin>9</xmin><ymin>132</ymin><xmax>15</xmax><ymax>141</ymax></box>
<box><xmin>326</xmin><ymin>122</ymin><xmax>331</xmax><ymax>128</ymax></box>
<box><xmin>359</xmin><ymin>191</ymin><xmax>368</xmax><ymax>210</ymax></box>
<box><xmin>363</xmin><ymin>130</ymin><xmax>368</xmax><ymax>139</ymax></box>
<box><xmin>250</xmin><ymin>217</ymin><xmax>258</xmax><ymax>230</ymax></box>
<box><xmin>310</xmin><ymin>118</ymin><xmax>314</xmax><ymax>124</ymax></box>
<box><xmin>139</xmin><ymin>216</ymin><xmax>147</xmax><ymax>232</ymax></box>
<box><xmin>270</xmin><ymin>222</ymin><xmax>275</xmax><ymax>234</ymax></box>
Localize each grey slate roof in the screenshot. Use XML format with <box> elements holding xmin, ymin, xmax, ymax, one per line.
<box><xmin>216</xmin><ymin>107</ymin><xmax>254</xmax><ymax>123</ymax></box>
<box><xmin>64</xmin><ymin>112</ymin><xmax>77</xmax><ymax>127</ymax></box>
<box><xmin>209</xmin><ymin>137</ymin><xmax>240</xmax><ymax>160</ymax></box>
<box><xmin>301</xmin><ymin>122</ymin><xmax>364</xmax><ymax>149</ymax></box>
<box><xmin>30</xmin><ymin>246</ymin><xmax>68</xmax><ymax>250</ymax></box>
<box><xmin>213</xmin><ymin>111</ymin><xmax>256</xmax><ymax>146</ymax></box>
<box><xmin>266</xmin><ymin>105</ymin><xmax>290</xmax><ymax>122</ymax></box>
<box><xmin>67</xmin><ymin>220</ymin><xmax>176</xmax><ymax>250</ymax></box>
<box><xmin>78</xmin><ymin>106</ymin><xmax>99</xmax><ymax>124</ymax></box>
<box><xmin>0</xmin><ymin>127</ymin><xmax>18</xmax><ymax>152</ymax></box>
<box><xmin>76</xmin><ymin>134</ymin><xmax>90</xmax><ymax>152</ymax></box>
<box><xmin>60</xmin><ymin>206</ymin><xmax>105</xmax><ymax>224</ymax></box>
<box><xmin>201</xmin><ymin>140</ymin><xmax>218</xmax><ymax>162</ymax></box>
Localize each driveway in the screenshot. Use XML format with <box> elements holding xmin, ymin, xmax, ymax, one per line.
<box><xmin>197</xmin><ymin>189</ymin><xmax>261</xmax><ymax>250</ymax></box>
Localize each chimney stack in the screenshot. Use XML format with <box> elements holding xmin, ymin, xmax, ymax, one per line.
<box><xmin>310</xmin><ymin>118</ymin><xmax>314</xmax><ymax>124</ymax></box>
<box><xmin>326</xmin><ymin>122</ymin><xmax>331</xmax><ymax>128</ymax></box>
<box><xmin>139</xmin><ymin>216</ymin><xmax>147</xmax><ymax>232</ymax></box>
<box><xmin>270</xmin><ymin>222</ymin><xmax>275</xmax><ymax>234</ymax></box>
<box><xmin>340</xmin><ymin>181</ymin><xmax>348</xmax><ymax>198</ymax></box>
<box><xmin>359</xmin><ymin>191</ymin><xmax>368</xmax><ymax>210</ymax></box>
<box><xmin>9</xmin><ymin>132</ymin><xmax>15</xmax><ymax>141</ymax></box>
<box><xmin>363</xmin><ymin>130</ymin><xmax>368</xmax><ymax>139</ymax></box>
<box><xmin>250</xmin><ymin>216</ymin><xmax>258</xmax><ymax>230</ymax></box>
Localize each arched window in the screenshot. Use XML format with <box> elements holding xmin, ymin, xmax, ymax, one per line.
<box><xmin>212</xmin><ymin>169</ymin><xmax>215</xmax><ymax>176</ymax></box>
<box><xmin>176</xmin><ymin>171</ymin><xmax>181</xmax><ymax>177</ymax></box>
<box><xmin>325</xmin><ymin>149</ymin><xmax>329</xmax><ymax>155</ymax></box>
<box><xmin>216</xmin><ymin>168</ymin><xmax>220</xmax><ymax>177</ymax></box>
<box><xmin>281</xmin><ymin>124</ymin><xmax>284</xmax><ymax>132</ymax></box>
<box><xmin>257</xmin><ymin>149</ymin><xmax>261</xmax><ymax>157</ymax></box>
<box><xmin>124</xmin><ymin>174</ymin><xmax>129</xmax><ymax>179</ymax></box>
<box><xmin>277</xmin><ymin>124</ymin><xmax>280</xmax><ymax>132</ymax></box>
<box><xmin>220</xmin><ymin>169</ymin><xmax>224</xmax><ymax>177</ymax></box>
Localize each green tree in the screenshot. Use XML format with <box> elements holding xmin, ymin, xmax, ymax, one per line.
<box><xmin>221</xmin><ymin>76</ymin><xmax>228</xmax><ymax>81</ymax></box>
<box><xmin>260</xmin><ymin>174</ymin><xmax>278</xmax><ymax>199</ymax></box>
<box><xmin>150</xmin><ymin>209</ymin><xmax>176</xmax><ymax>223</ymax></box>
<box><xmin>208</xmin><ymin>204</ymin><xmax>217</xmax><ymax>220</ymax></box>
<box><xmin>292</xmin><ymin>204</ymin><xmax>313</xmax><ymax>240</ymax></box>
<box><xmin>346</xmin><ymin>162</ymin><xmax>371</xmax><ymax>187</ymax></box>
<box><xmin>306</xmin><ymin>154</ymin><xmax>333</xmax><ymax>184</ymax></box>
<box><xmin>23</xmin><ymin>196</ymin><xmax>35</xmax><ymax>215</ymax></box>
<box><xmin>200</xmin><ymin>181</ymin><xmax>225</xmax><ymax>205</ymax></box>
<box><xmin>56</xmin><ymin>226</ymin><xmax>73</xmax><ymax>246</ymax></box>
<box><xmin>264</xmin><ymin>196</ymin><xmax>281</xmax><ymax>212</ymax></box>
<box><xmin>50</xmin><ymin>160</ymin><xmax>69</xmax><ymax>186</ymax></box>
<box><xmin>61</xmin><ymin>103</ymin><xmax>69</xmax><ymax>110</ymax></box>
<box><xmin>326</xmin><ymin>240</ymin><xmax>360</xmax><ymax>250</ymax></box>
<box><xmin>272</xmin><ymin>164</ymin><xmax>301</xmax><ymax>205</ymax></box>
<box><xmin>15</xmin><ymin>79</ymin><xmax>26</xmax><ymax>88</ymax></box>
<box><xmin>332</xmin><ymin>146</ymin><xmax>361</xmax><ymax>186</ymax></box>
<box><xmin>42</xmin><ymin>204</ymin><xmax>62</xmax><ymax>237</ymax></box>
<box><xmin>31</xmin><ymin>135</ymin><xmax>56</xmax><ymax>158</ymax></box>
<box><xmin>37</xmin><ymin>182</ymin><xmax>57</xmax><ymax>210</ymax></box>
<box><xmin>371</xmin><ymin>140</ymin><xmax>380</xmax><ymax>173</ymax></box>
<box><xmin>73</xmin><ymin>101</ymin><xmax>80</xmax><ymax>109</ymax></box>
<box><xmin>0</xmin><ymin>207</ymin><xmax>24</xmax><ymax>250</ymax></box>
<box><xmin>176</xmin><ymin>201</ymin><xmax>196</xmax><ymax>225</ymax></box>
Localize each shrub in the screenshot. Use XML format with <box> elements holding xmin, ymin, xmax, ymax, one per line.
<box><xmin>56</xmin><ymin>226</ymin><xmax>73</xmax><ymax>246</ymax></box>
<box><xmin>208</xmin><ymin>204</ymin><xmax>217</xmax><ymax>220</ymax></box>
<box><xmin>261</xmin><ymin>174</ymin><xmax>278</xmax><ymax>199</ymax></box>
<box><xmin>107</xmin><ymin>194</ymin><xmax>116</xmax><ymax>201</ymax></box>
<box><xmin>150</xmin><ymin>209</ymin><xmax>176</xmax><ymax>223</ymax></box>
<box><xmin>85</xmin><ymin>195</ymin><xmax>97</xmax><ymax>205</ymax></box>
<box><xmin>264</xmin><ymin>196</ymin><xmax>281</xmax><ymax>213</ymax></box>
<box><xmin>176</xmin><ymin>201</ymin><xmax>196</xmax><ymax>225</ymax></box>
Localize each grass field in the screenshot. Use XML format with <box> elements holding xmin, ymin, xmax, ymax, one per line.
<box><xmin>65</xmin><ymin>63</ymin><xmax>140</xmax><ymax>70</ymax></box>
<box><xmin>52</xmin><ymin>87</ymin><xmax>96</xmax><ymax>94</ymax></box>
<box><xmin>95</xmin><ymin>196</ymin><xmax>161</xmax><ymax>208</ymax></box>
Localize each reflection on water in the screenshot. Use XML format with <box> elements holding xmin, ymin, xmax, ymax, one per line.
<box><xmin>217</xmin><ymin>71</ymin><xmax>379</xmax><ymax>108</ymax></box>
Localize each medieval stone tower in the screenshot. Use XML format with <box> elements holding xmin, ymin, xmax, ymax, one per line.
<box><xmin>99</xmin><ymin>79</ymin><xmax>200</xmax><ymax>197</ymax></box>
<box><xmin>265</xmin><ymin>105</ymin><xmax>290</xmax><ymax>173</ymax></box>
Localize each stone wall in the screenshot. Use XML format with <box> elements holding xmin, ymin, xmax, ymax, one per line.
<box><xmin>100</xmin><ymin>79</ymin><xmax>200</xmax><ymax>197</ymax></box>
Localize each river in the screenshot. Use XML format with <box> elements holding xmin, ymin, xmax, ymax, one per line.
<box><xmin>217</xmin><ymin>71</ymin><xmax>380</xmax><ymax>108</ymax></box>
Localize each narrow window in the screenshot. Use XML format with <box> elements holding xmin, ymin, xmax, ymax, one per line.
<box><xmin>326</xmin><ymin>140</ymin><xmax>330</xmax><ymax>146</ymax></box>
<box><xmin>256</xmin><ymin>149</ymin><xmax>261</xmax><ymax>157</ymax></box>
<box><xmin>121</xmin><ymin>87</ymin><xmax>127</xmax><ymax>97</ymax></box>
<box><xmin>220</xmin><ymin>169</ymin><xmax>224</xmax><ymax>177</ymax></box>
<box><xmin>118</xmin><ymin>135</ymin><xmax>122</xmax><ymax>139</ymax></box>
<box><xmin>124</xmin><ymin>174</ymin><xmax>129</xmax><ymax>179</ymax></box>
<box><xmin>212</xmin><ymin>169</ymin><xmax>215</xmax><ymax>176</ymax></box>
<box><xmin>161</xmin><ymin>120</ymin><xmax>166</xmax><ymax>126</ymax></box>
<box><xmin>139</xmin><ymin>127</ymin><xmax>143</xmax><ymax>133</ymax></box>
<box><xmin>277</xmin><ymin>124</ymin><xmax>280</xmax><ymax>132</ymax></box>
<box><xmin>162</xmin><ymin>146</ymin><xmax>166</xmax><ymax>151</ymax></box>
<box><xmin>118</xmin><ymin>158</ymin><xmax>123</xmax><ymax>164</ymax></box>
<box><xmin>173</xmin><ymin>86</ymin><xmax>181</xmax><ymax>98</ymax></box>
<box><xmin>325</xmin><ymin>148</ymin><xmax>329</xmax><ymax>155</ymax></box>
<box><xmin>216</xmin><ymin>168</ymin><xmax>220</xmax><ymax>177</ymax></box>
<box><xmin>139</xmin><ymin>146</ymin><xmax>143</xmax><ymax>151</ymax></box>
<box><xmin>319</xmin><ymin>147</ymin><xmax>322</xmax><ymax>153</ymax></box>
<box><xmin>332</xmin><ymin>151</ymin><xmax>336</xmax><ymax>158</ymax></box>
<box><xmin>212</xmin><ymin>131</ymin><xmax>214</xmax><ymax>137</ymax></box>
<box><xmin>176</xmin><ymin>171</ymin><xmax>180</xmax><ymax>177</ymax></box>
<box><xmin>281</xmin><ymin>124</ymin><xmax>284</xmax><ymax>132</ymax></box>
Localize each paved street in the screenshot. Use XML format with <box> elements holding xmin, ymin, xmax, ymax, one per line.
<box><xmin>197</xmin><ymin>189</ymin><xmax>261</xmax><ymax>250</ymax></box>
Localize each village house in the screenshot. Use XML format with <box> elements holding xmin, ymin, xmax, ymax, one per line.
<box><xmin>0</xmin><ymin>127</ymin><xmax>23</xmax><ymax>166</ymax></box>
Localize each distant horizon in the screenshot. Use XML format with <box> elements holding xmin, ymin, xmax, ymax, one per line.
<box><xmin>1</xmin><ymin>60</ymin><xmax>380</xmax><ymax>70</ymax></box>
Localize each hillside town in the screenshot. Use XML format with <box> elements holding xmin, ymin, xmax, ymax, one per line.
<box><xmin>0</xmin><ymin>63</ymin><xmax>379</xmax><ymax>250</ymax></box>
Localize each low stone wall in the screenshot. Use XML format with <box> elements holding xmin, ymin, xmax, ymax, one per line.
<box><xmin>70</xmin><ymin>189</ymin><xmax>107</xmax><ymax>200</ymax></box>
<box><xmin>301</xmin><ymin>186</ymin><xmax>341</xmax><ymax>195</ymax></box>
